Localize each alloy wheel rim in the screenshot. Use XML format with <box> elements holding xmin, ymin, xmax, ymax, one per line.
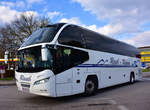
<box><xmin>86</xmin><ymin>80</ymin><xmax>95</xmax><ymax>94</ymax></box>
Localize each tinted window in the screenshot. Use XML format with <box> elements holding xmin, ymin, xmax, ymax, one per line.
<box><xmin>58</xmin><ymin>25</ymin><xmax>86</xmax><ymax>48</ymax></box>
<box><xmin>21</xmin><ymin>24</ymin><xmax>64</xmax><ymax>47</ymax></box>
<box><xmin>17</xmin><ymin>46</ymin><xmax>55</xmax><ymax>73</ymax></box>
<box><xmin>82</xmin><ymin>28</ymin><xmax>140</xmax><ymax>57</ymax></box>
<box><xmin>53</xmin><ymin>46</ymin><xmax>89</xmax><ymax>74</ymax></box>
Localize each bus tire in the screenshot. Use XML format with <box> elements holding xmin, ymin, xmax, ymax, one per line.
<box><xmin>85</xmin><ymin>76</ymin><xmax>98</xmax><ymax>96</ymax></box>
<box><xmin>130</xmin><ymin>72</ymin><xmax>135</xmax><ymax>84</ymax></box>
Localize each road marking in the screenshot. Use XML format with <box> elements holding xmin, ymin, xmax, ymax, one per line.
<box><xmin>87</xmin><ymin>97</ymin><xmax>112</xmax><ymax>101</ymax></box>
<box><xmin>109</xmin><ymin>99</ymin><xmax>129</xmax><ymax>110</ymax></box>
<box><xmin>79</xmin><ymin>97</ymin><xmax>129</xmax><ymax>110</ymax></box>
<box><xmin>118</xmin><ymin>105</ymin><xmax>129</xmax><ymax>110</ymax></box>
<box><xmin>109</xmin><ymin>99</ymin><xmax>117</xmax><ymax>105</ymax></box>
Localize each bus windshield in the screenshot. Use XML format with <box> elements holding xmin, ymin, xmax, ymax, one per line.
<box><xmin>17</xmin><ymin>46</ymin><xmax>54</xmax><ymax>73</ymax></box>
<box><xmin>21</xmin><ymin>25</ymin><xmax>62</xmax><ymax>48</ymax></box>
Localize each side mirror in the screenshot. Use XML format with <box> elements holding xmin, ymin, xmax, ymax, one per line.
<box><xmin>41</xmin><ymin>45</ymin><xmax>49</xmax><ymax>61</ymax></box>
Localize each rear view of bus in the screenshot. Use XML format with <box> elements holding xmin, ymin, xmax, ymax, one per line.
<box><xmin>15</xmin><ymin>23</ymin><xmax>142</xmax><ymax>97</ymax></box>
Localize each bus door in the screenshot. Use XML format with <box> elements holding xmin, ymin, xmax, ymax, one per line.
<box><xmin>72</xmin><ymin>67</ymin><xmax>87</xmax><ymax>94</ymax></box>
<box><xmin>55</xmin><ymin>47</ymin><xmax>73</xmax><ymax>96</ymax></box>
<box><xmin>55</xmin><ymin>69</ymin><xmax>73</xmax><ymax>96</ymax></box>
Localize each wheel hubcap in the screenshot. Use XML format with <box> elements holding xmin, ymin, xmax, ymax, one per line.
<box><xmin>86</xmin><ymin>80</ymin><xmax>95</xmax><ymax>94</ymax></box>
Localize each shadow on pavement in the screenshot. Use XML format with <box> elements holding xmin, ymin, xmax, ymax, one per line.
<box><xmin>22</xmin><ymin>81</ymin><xmax>142</xmax><ymax>106</ymax></box>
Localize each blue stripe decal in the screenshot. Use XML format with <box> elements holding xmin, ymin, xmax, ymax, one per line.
<box><xmin>76</xmin><ymin>64</ymin><xmax>137</xmax><ymax>68</ymax></box>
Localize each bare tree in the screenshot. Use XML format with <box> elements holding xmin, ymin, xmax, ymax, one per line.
<box><xmin>0</xmin><ymin>14</ymin><xmax>51</xmax><ymax>57</ymax></box>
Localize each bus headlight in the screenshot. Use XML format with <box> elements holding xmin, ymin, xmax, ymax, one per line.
<box><xmin>34</xmin><ymin>77</ymin><xmax>50</xmax><ymax>85</ymax></box>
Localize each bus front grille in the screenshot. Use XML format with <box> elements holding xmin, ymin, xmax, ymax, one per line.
<box><xmin>21</xmin><ymin>84</ymin><xmax>30</xmax><ymax>88</ymax></box>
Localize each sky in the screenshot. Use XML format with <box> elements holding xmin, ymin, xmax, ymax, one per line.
<box><xmin>0</xmin><ymin>0</ymin><xmax>150</xmax><ymax>47</ymax></box>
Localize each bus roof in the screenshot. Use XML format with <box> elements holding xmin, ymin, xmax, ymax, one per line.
<box><xmin>19</xmin><ymin>23</ymin><xmax>140</xmax><ymax>57</ymax></box>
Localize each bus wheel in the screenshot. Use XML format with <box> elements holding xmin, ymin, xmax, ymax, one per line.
<box><xmin>85</xmin><ymin>77</ymin><xmax>98</xmax><ymax>95</ymax></box>
<box><xmin>130</xmin><ymin>73</ymin><xmax>135</xmax><ymax>84</ymax></box>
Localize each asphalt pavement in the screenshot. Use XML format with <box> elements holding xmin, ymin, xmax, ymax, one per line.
<box><xmin>0</xmin><ymin>72</ymin><xmax>150</xmax><ymax>110</ymax></box>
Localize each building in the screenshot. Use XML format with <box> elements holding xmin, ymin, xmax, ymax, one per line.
<box><xmin>138</xmin><ymin>46</ymin><xmax>150</xmax><ymax>68</ymax></box>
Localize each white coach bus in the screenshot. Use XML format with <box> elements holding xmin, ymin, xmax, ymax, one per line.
<box><xmin>15</xmin><ymin>23</ymin><xmax>142</xmax><ymax>97</ymax></box>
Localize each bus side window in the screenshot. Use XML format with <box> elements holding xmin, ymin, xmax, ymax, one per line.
<box><xmin>54</xmin><ymin>47</ymin><xmax>64</xmax><ymax>74</ymax></box>
<box><xmin>71</xmin><ymin>48</ymin><xmax>89</xmax><ymax>66</ymax></box>
<box><xmin>53</xmin><ymin>46</ymin><xmax>89</xmax><ymax>74</ymax></box>
<box><xmin>63</xmin><ymin>48</ymin><xmax>71</xmax><ymax>69</ymax></box>
<box><xmin>58</xmin><ymin>25</ymin><xmax>86</xmax><ymax>48</ymax></box>
<box><xmin>62</xmin><ymin>47</ymin><xmax>89</xmax><ymax>68</ymax></box>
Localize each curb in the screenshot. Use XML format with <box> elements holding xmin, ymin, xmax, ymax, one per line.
<box><xmin>0</xmin><ymin>80</ymin><xmax>16</xmax><ymax>86</ymax></box>
<box><xmin>0</xmin><ymin>83</ymin><xmax>16</xmax><ymax>86</ymax></box>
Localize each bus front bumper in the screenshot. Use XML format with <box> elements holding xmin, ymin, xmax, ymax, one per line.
<box><xmin>16</xmin><ymin>77</ymin><xmax>56</xmax><ymax>97</ymax></box>
<box><xmin>15</xmin><ymin>70</ymin><xmax>56</xmax><ymax>97</ymax></box>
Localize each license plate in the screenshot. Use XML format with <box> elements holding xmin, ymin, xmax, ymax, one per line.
<box><xmin>22</xmin><ymin>87</ymin><xmax>29</xmax><ymax>92</ymax></box>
